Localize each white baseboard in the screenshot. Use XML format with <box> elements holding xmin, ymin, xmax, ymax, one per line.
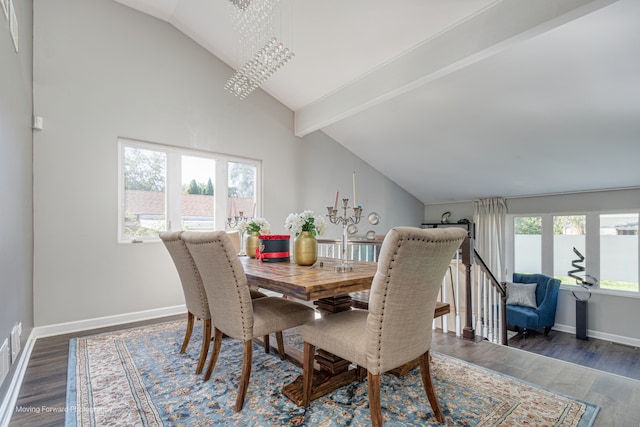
<box><xmin>553</xmin><ymin>322</ymin><xmax>640</xmax><ymax>348</ymax></box>
<box><xmin>0</xmin><ymin>330</ymin><xmax>36</xmax><ymax>427</ymax></box>
<box><xmin>33</xmin><ymin>304</ymin><xmax>187</xmax><ymax>339</ymax></box>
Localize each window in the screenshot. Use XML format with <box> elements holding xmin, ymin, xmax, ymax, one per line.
<box><xmin>118</xmin><ymin>139</ymin><xmax>261</xmax><ymax>242</ymax></box>
<box><xmin>122</xmin><ymin>145</ymin><xmax>167</xmax><ymax>238</ymax></box>
<box><xmin>600</xmin><ymin>213</ymin><xmax>638</xmax><ymax>292</ymax></box>
<box><xmin>228</xmin><ymin>161</ymin><xmax>257</xmax><ymax>220</ymax></box>
<box><xmin>181</xmin><ymin>155</ymin><xmax>215</xmax><ymax>232</ymax></box>
<box><xmin>509</xmin><ymin>211</ymin><xmax>640</xmax><ymax>295</ymax></box>
<box><xmin>513</xmin><ymin>216</ymin><xmax>542</xmax><ymax>274</ymax></box>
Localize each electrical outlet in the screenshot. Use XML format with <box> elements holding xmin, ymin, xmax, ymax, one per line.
<box><xmin>10</xmin><ymin>322</ymin><xmax>21</xmax><ymax>364</ymax></box>
<box><xmin>0</xmin><ymin>339</ymin><xmax>9</xmax><ymax>386</ymax></box>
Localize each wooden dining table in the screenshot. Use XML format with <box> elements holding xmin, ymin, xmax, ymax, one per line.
<box><xmin>239</xmin><ymin>256</ymin><xmax>450</xmax><ymax>406</ymax></box>
<box><xmin>240</xmin><ymin>256</ymin><xmax>378</xmax><ymax>312</ymax></box>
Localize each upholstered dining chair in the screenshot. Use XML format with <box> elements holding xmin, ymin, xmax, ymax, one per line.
<box><xmin>301</xmin><ymin>226</ymin><xmax>467</xmax><ymax>426</ymax></box>
<box><xmin>226</xmin><ymin>229</ymin><xmax>241</xmax><ymax>254</ymax></box>
<box><xmin>159</xmin><ymin>231</ymin><xmax>269</xmax><ymax>375</ymax></box>
<box><xmin>181</xmin><ymin>230</ymin><xmax>316</xmax><ymax>412</ymax></box>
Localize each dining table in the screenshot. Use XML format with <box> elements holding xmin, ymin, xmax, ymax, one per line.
<box><xmin>238</xmin><ymin>255</ymin><xmax>450</xmax><ymax>406</ymax></box>
<box><xmin>240</xmin><ymin>256</ymin><xmax>378</xmax><ymax>311</ymax></box>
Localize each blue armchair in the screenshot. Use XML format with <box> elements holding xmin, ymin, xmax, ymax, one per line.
<box><xmin>506</xmin><ymin>273</ymin><xmax>561</xmax><ymax>336</ymax></box>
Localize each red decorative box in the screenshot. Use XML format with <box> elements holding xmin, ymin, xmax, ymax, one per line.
<box><xmin>258</xmin><ymin>235</ymin><xmax>290</xmax><ymax>263</ymax></box>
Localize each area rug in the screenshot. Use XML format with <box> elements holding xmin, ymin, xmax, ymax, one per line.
<box><xmin>65</xmin><ymin>320</ymin><xmax>599</xmax><ymax>426</ymax></box>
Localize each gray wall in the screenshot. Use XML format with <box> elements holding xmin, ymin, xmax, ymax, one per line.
<box><xmin>31</xmin><ymin>0</ymin><xmax>423</xmax><ymax>327</ymax></box>
<box><xmin>0</xmin><ymin>0</ymin><xmax>33</xmax><ymax>396</ymax></box>
<box><xmin>424</xmin><ymin>188</ymin><xmax>640</xmax><ymax>343</ymax></box>
<box><xmin>298</xmin><ymin>131</ymin><xmax>424</xmax><ymax>241</ymax></box>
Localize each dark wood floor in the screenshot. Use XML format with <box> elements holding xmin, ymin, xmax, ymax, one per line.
<box><xmin>506</xmin><ymin>328</ymin><xmax>640</xmax><ymax>381</ymax></box>
<box><xmin>8</xmin><ymin>317</ymin><xmax>640</xmax><ymax>426</ymax></box>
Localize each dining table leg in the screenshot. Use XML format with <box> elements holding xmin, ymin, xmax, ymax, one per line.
<box><xmin>282</xmin><ymin>294</ymin><xmax>363</xmax><ymax>406</ymax></box>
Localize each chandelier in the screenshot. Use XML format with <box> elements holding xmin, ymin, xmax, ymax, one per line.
<box><xmin>225</xmin><ymin>0</ymin><xmax>295</xmax><ymax>100</ymax></box>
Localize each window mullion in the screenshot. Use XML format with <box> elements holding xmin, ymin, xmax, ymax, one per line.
<box><xmin>585</xmin><ymin>213</ymin><xmax>600</xmax><ymax>285</ymax></box>
<box><xmin>166</xmin><ymin>151</ymin><xmax>182</xmax><ymax>231</ymax></box>
<box><xmin>541</xmin><ymin>214</ymin><xmax>553</xmax><ymax>277</ymax></box>
<box><xmin>216</xmin><ymin>160</ymin><xmax>229</xmax><ymax>230</ymax></box>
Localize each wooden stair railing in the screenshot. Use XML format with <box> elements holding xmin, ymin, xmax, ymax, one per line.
<box><xmin>472</xmin><ymin>249</ymin><xmax>507</xmax><ymax>345</ymax></box>
<box><xmin>461</xmin><ymin>234</ymin><xmax>475</xmax><ymax>340</ymax></box>
<box><xmin>320</xmin><ymin>232</ymin><xmax>507</xmax><ymax>344</ymax></box>
<box><xmin>460</xmin><ymin>233</ymin><xmax>508</xmax><ymax>345</ymax></box>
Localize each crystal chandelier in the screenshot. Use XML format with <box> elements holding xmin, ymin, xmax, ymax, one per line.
<box><xmin>225</xmin><ymin>0</ymin><xmax>295</xmax><ymax>99</ymax></box>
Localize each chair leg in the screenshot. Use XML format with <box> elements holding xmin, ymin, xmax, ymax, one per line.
<box><xmin>419</xmin><ymin>351</ymin><xmax>444</xmax><ymax>423</ymax></box>
<box><xmin>263</xmin><ymin>334</ymin><xmax>270</xmax><ymax>354</ymax></box>
<box><xmin>302</xmin><ymin>342</ymin><xmax>315</xmax><ymax>407</ymax></box>
<box><xmin>544</xmin><ymin>326</ymin><xmax>551</xmax><ymax>336</ymax></box>
<box><xmin>196</xmin><ymin>319</ymin><xmax>211</xmax><ymax>374</ymax></box>
<box><xmin>204</xmin><ymin>328</ymin><xmax>223</xmax><ymax>381</ymax></box>
<box><xmin>276</xmin><ymin>331</ymin><xmax>285</xmax><ymax>360</ymax></box>
<box><xmin>368</xmin><ymin>372</ymin><xmax>383</xmax><ymax>427</ymax></box>
<box><xmin>180</xmin><ymin>311</ymin><xmax>195</xmax><ymax>353</ymax></box>
<box><xmin>235</xmin><ymin>340</ymin><xmax>253</xmax><ymax>412</ymax></box>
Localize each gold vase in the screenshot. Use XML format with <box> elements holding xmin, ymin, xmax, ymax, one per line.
<box><xmin>246</xmin><ymin>232</ymin><xmax>260</xmax><ymax>258</ymax></box>
<box><xmin>294</xmin><ymin>231</ymin><xmax>317</xmax><ymax>266</ymax></box>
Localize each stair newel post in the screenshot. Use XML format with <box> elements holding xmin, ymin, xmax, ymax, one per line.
<box><xmin>461</xmin><ymin>233</ymin><xmax>475</xmax><ymax>340</ymax></box>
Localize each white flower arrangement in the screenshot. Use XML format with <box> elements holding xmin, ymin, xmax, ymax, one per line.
<box><xmin>238</xmin><ymin>217</ymin><xmax>271</xmax><ymax>235</ymax></box>
<box><xmin>284</xmin><ymin>210</ymin><xmax>326</xmax><ymax>237</ymax></box>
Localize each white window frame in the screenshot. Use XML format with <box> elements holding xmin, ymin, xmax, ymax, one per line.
<box><xmin>117</xmin><ymin>138</ymin><xmax>262</xmax><ymax>243</ymax></box>
<box><xmin>507</xmin><ymin>210</ymin><xmax>640</xmax><ymax>298</ymax></box>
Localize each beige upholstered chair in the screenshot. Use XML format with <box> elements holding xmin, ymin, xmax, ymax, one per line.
<box><xmin>301</xmin><ymin>227</ymin><xmax>467</xmax><ymax>426</ymax></box>
<box><xmin>182</xmin><ymin>230</ymin><xmax>316</xmax><ymax>412</ymax></box>
<box><xmin>226</xmin><ymin>230</ymin><xmax>241</xmax><ymax>253</ymax></box>
<box><xmin>225</xmin><ymin>229</ymin><xmax>280</xmax><ymax>355</ymax></box>
<box><xmin>159</xmin><ymin>231</ymin><xmax>268</xmax><ymax>375</ymax></box>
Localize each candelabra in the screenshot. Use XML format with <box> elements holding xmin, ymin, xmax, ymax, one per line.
<box><xmin>327</xmin><ymin>199</ymin><xmax>362</xmax><ymax>272</ymax></box>
<box><xmin>226</xmin><ymin>211</ymin><xmax>249</xmax><ymax>256</ymax></box>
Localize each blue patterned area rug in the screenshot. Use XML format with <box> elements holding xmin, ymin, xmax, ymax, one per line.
<box><xmin>65</xmin><ymin>320</ymin><xmax>599</xmax><ymax>426</ymax></box>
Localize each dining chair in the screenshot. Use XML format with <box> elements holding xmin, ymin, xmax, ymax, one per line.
<box><xmin>181</xmin><ymin>230</ymin><xmax>316</xmax><ymax>412</ymax></box>
<box><xmin>226</xmin><ymin>229</ymin><xmax>241</xmax><ymax>253</ymax></box>
<box><xmin>301</xmin><ymin>226</ymin><xmax>467</xmax><ymax>426</ymax></box>
<box><xmin>159</xmin><ymin>231</ymin><xmax>269</xmax><ymax>375</ymax></box>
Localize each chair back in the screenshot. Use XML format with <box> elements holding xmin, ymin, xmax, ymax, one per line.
<box><xmin>226</xmin><ymin>230</ymin><xmax>241</xmax><ymax>253</ymax></box>
<box><xmin>366</xmin><ymin>226</ymin><xmax>467</xmax><ymax>374</ymax></box>
<box><xmin>512</xmin><ymin>272</ymin><xmax>561</xmax><ymax>327</ymax></box>
<box><xmin>159</xmin><ymin>231</ymin><xmax>210</xmax><ymax>320</ymax></box>
<box><xmin>182</xmin><ymin>231</ymin><xmax>254</xmax><ymax>341</ymax></box>
<box><xmin>512</xmin><ymin>273</ymin><xmax>560</xmax><ymax>306</ymax></box>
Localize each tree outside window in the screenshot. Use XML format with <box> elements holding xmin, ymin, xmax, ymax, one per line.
<box><xmin>123</xmin><ymin>147</ymin><xmax>166</xmax><ymax>238</ymax></box>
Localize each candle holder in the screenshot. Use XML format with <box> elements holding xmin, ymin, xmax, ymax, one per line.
<box><xmin>226</xmin><ymin>211</ymin><xmax>246</xmax><ymax>229</ymax></box>
<box><xmin>226</xmin><ymin>211</ymin><xmax>250</xmax><ymax>256</ymax></box>
<box><xmin>327</xmin><ymin>198</ymin><xmax>363</xmax><ymax>272</ymax></box>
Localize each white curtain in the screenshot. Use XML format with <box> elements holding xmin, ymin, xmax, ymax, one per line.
<box><xmin>473</xmin><ymin>197</ymin><xmax>507</xmax><ymax>281</ymax></box>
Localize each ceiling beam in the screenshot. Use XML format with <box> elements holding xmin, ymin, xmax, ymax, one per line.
<box><xmin>112</xmin><ymin>0</ymin><xmax>180</xmax><ymax>21</ymax></box>
<box><xmin>294</xmin><ymin>0</ymin><xmax>618</xmax><ymax>137</ymax></box>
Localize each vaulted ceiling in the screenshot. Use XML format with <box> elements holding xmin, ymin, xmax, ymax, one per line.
<box><xmin>113</xmin><ymin>0</ymin><xmax>640</xmax><ymax>204</ymax></box>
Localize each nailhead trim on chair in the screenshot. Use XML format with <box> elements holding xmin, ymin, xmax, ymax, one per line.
<box><xmin>224</xmin><ymin>238</ymin><xmax>254</xmax><ymax>339</ymax></box>
<box><xmin>186</xmin><ymin>244</ymin><xmax>210</xmax><ymax>317</ymax></box>
<box><xmin>188</xmin><ymin>236</ymin><xmax>254</xmax><ymax>340</ymax></box>
<box><xmin>372</xmin><ymin>237</ymin><xmax>404</xmax><ymax>371</ymax></box>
